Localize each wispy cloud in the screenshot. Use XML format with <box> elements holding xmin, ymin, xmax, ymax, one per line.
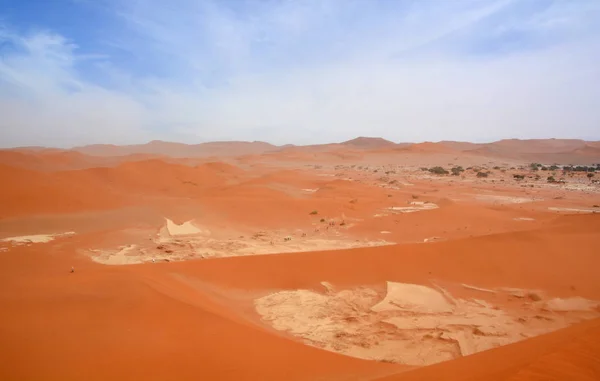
<box><xmin>1</xmin><ymin>0</ymin><xmax>599</xmax><ymax>147</ymax></box>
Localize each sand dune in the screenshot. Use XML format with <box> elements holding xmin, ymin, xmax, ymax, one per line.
<box><xmin>1</xmin><ymin>138</ymin><xmax>599</xmax><ymax>381</ymax></box>
<box><xmin>73</xmin><ymin>140</ymin><xmax>278</xmax><ymax>157</ymax></box>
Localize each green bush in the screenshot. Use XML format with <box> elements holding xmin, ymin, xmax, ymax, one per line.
<box><xmin>451</xmin><ymin>166</ymin><xmax>464</xmax><ymax>176</ymax></box>
<box><xmin>428</xmin><ymin>166</ymin><xmax>449</xmax><ymax>175</ymax></box>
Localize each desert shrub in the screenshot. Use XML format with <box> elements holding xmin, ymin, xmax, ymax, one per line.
<box><xmin>513</xmin><ymin>174</ymin><xmax>525</xmax><ymax>180</ymax></box>
<box><xmin>476</xmin><ymin>171</ymin><xmax>488</xmax><ymax>178</ymax></box>
<box><xmin>309</xmin><ymin>210</ymin><xmax>318</xmax><ymax>215</ymax></box>
<box><xmin>541</xmin><ymin>166</ymin><xmax>548</xmax><ymax>171</ymax></box>
<box><xmin>547</xmin><ymin>176</ymin><xmax>556</xmax><ymax>183</ymax></box>
<box><xmin>420</xmin><ymin>167</ymin><xmax>429</xmax><ymax>171</ymax></box>
<box><xmin>412</xmin><ymin>194</ymin><xmax>419</xmax><ymax>199</ymax></box>
<box><xmin>428</xmin><ymin>166</ymin><xmax>449</xmax><ymax>175</ymax></box>
<box><xmin>451</xmin><ymin>166</ymin><xmax>464</xmax><ymax>176</ymax></box>
<box><xmin>320</xmin><ymin>218</ymin><xmax>325</xmax><ymax>222</ymax></box>
<box><xmin>493</xmin><ymin>166</ymin><xmax>501</xmax><ymax>170</ymax></box>
<box><xmin>534</xmin><ymin>175</ymin><xmax>541</xmax><ymax>180</ymax></box>
<box><xmin>549</xmin><ymin>165</ymin><xmax>559</xmax><ymax>170</ymax></box>
<box><xmin>587</xmin><ymin>173</ymin><xmax>595</xmax><ymax>179</ymax></box>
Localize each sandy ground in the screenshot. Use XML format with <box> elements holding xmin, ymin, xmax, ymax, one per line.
<box><xmin>255</xmin><ymin>281</ymin><xmax>598</xmax><ymax>365</ymax></box>
<box><xmin>1</xmin><ymin>140</ymin><xmax>600</xmax><ymax>381</ymax></box>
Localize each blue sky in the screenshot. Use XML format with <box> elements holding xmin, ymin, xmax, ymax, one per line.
<box><xmin>1</xmin><ymin>0</ymin><xmax>599</xmax><ymax>147</ymax></box>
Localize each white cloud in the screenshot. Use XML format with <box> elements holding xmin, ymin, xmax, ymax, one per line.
<box><xmin>1</xmin><ymin>0</ymin><xmax>599</xmax><ymax>148</ymax></box>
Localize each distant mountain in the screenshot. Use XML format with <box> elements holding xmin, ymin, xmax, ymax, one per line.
<box><xmin>341</xmin><ymin>137</ymin><xmax>397</xmax><ymax>149</ymax></box>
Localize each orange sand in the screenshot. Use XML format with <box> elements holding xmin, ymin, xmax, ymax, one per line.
<box><xmin>1</xmin><ymin>138</ymin><xmax>599</xmax><ymax>381</ymax></box>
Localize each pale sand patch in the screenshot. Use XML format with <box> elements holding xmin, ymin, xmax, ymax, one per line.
<box><xmin>88</xmin><ymin>219</ymin><xmax>394</xmax><ymax>265</ymax></box>
<box><xmin>423</xmin><ymin>237</ymin><xmax>442</xmax><ymax>243</ymax></box>
<box><xmin>380</xmin><ymin>231</ymin><xmax>392</xmax><ymax>234</ymax></box>
<box><xmin>462</xmin><ymin>284</ymin><xmax>496</xmax><ymax>293</ymax></box>
<box><xmin>371</xmin><ymin>282</ymin><xmax>453</xmax><ymax>313</ymax></box>
<box><xmin>302</xmin><ymin>188</ymin><xmax>319</xmax><ymax>193</ymax></box>
<box><xmin>1</xmin><ymin>232</ymin><xmax>75</xmax><ymax>245</ymax></box>
<box><xmin>255</xmin><ymin>282</ymin><xmax>600</xmax><ymax>366</ymax></box>
<box><xmin>545</xmin><ymin>297</ymin><xmax>599</xmax><ymax>312</ymax></box>
<box><xmin>548</xmin><ymin>207</ymin><xmax>597</xmax><ymax>213</ymax></box>
<box><xmin>474</xmin><ymin>195</ymin><xmax>537</xmax><ymax>204</ymax></box>
<box><xmin>387</xmin><ymin>201</ymin><xmax>439</xmax><ymax>213</ymax></box>
<box><xmin>89</xmin><ymin>245</ymin><xmax>144</xmax><ymax>265</ymax></box>
<box><xmin>165</xmin><ymin>218</ymin><xmax>206</xmax><ymax>236</ymax></box>
<box><xmin>513</xmin><ymin>217</ymin><xmax>535</xmax><ymax>221</ymax></box>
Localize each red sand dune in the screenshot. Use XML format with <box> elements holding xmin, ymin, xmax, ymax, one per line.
<box><xmin>1</xmin><ymin>214</ymin><xmax>599</xmax><ymax>380</ymax></box>
<box><xmin>1</xmin><ymin>138</ymin><xmax>600</xmax><ymax>381</ymax></box>
<box><xmin>400</xmin><ymin>141</ymin><xmax>459</xmax><ymax>154</ymax></box>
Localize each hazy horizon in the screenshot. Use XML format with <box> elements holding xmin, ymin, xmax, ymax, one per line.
<box><xmin>1</xmin><ymin>0</ymin><xmax>600</xmax><ymax>148</ymax></box>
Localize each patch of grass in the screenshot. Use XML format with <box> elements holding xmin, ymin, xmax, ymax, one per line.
<box><xmin>320</xmin><ymin>218</ymin><xmax>326</xmax><ymax>222</ymax></box>
<box><xmin>309</xmin><ymin>210</ymin><xmax>318</xmax><ymax>215</ymax></box>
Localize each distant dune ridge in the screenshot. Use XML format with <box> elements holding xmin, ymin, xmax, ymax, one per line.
<box><xmin>72</xmin><ymin>140</ymin><xmax>279</xmax><ymax>158</ymax></box>
<box><xmin>62</xmin><ymin>138</ymin><xmax>600</xmax><ymax>164</ymax></box>
<box><xmin>1</xmin><ymin>138</ymin><xmax>599</xmax><ymax>172</ymax></box>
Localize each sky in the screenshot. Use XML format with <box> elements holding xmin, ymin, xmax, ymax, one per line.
<box><xmin>0</xmin><ymin>0</ymin><xmax>599</xmax><ymax>148</ymax></box>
